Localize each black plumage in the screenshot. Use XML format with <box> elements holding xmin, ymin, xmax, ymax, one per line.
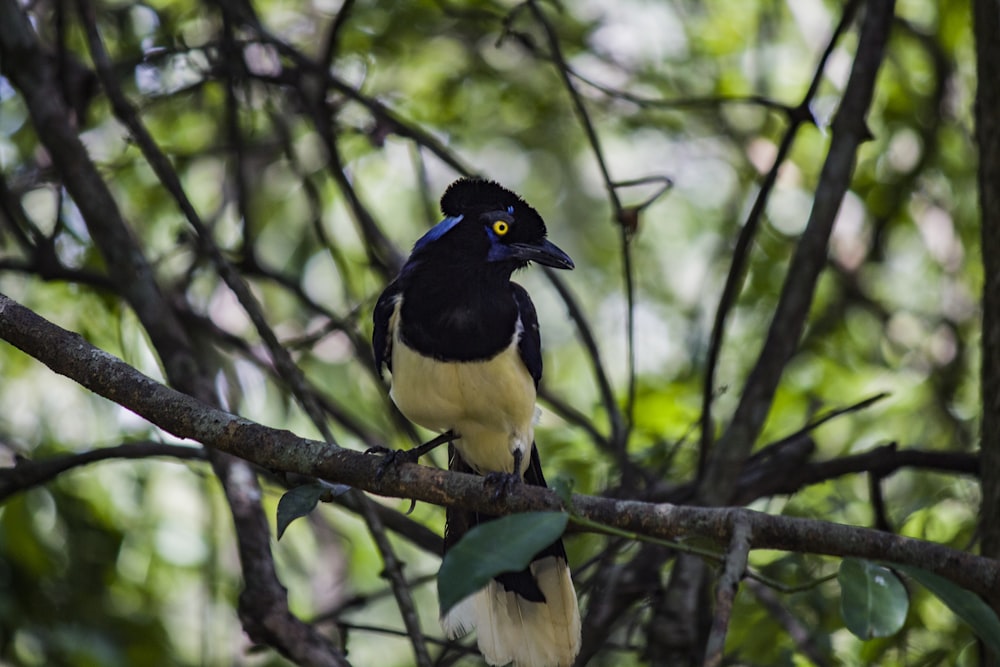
<box><xmin>372</xmin><ymin>178</ymin><xmax>580</xmax><ymax>667</ymax></box>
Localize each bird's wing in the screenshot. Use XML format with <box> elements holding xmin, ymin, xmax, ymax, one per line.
<box><xmin>373</xmin><ymin>280</ymin><xmax>402</xmax><ymax>377</ymax></box>
<box><xmin>511</xmin><ymin>282</ymin><xmax>542</xmax><ymax>388</ymax></box>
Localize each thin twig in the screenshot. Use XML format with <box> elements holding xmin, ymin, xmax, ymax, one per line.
<box><xmin>335</xmin><ymin>621</ymin><xmax>477</xmax><ymax>656</ymax></box>
<box><xmin>542</xmin><ymin>268</ymin><xmax>625</xmax><ymax>454</ymax></box>
<box><xmin>745</xmin><ymin>579</ymin><xmax>831</xmax><ymax>666</ymax></box>
<box><xmin>0</xmin><ymin>441</ymin><xmax>204</xmax><ymax>501</ymax></box>
<box><xmin>699</xmin><ymin>0</ymin><xmax>864</xmax><ymax>476</ymax></box>
<box><xmin>223</xmin><ymin>15</ymin><xmax>475</xmax><ymax>177</ymax></box>
<box><xmin>354</xmin><ymin>491</ymin><xmax>433</xmax><ymax>666</ymax></box>
<box><xmin>320</xmin><ymin>0</ymin><xmax>356</xmax><ymax>68</ymax></box>
<box><xmin>699</xmin><ymin>0</ymin><xmax>895</xmax><ymax>505</ymax></box>
<box><xmin>537</xmin><ymin>386</ymin><xmax>610</xmax><ymax>451</ymax></box>
<box><xmin>526</xmin><ymin>1</ymin><xmax>639</xmax><ymax>472</ymax></box>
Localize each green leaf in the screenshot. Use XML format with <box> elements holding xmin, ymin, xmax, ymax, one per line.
<box><xmin>276</xmin><ymin>483</ymin><xmax>327</xmax><ymax>540</ymax></box>
<box><xmin>894</xmin><ymin>564</ymin><xmax>1000</xmax><ymax>657</ymax></box>
<box><xmin>437</xmin><ymin>511</ymin><xmax>569</xmax><ymax>616</ymax></box>
<box><xmin>839</xmin><ymin>558</ymin><xmax>909</xmax><ymax>639</ymax></box>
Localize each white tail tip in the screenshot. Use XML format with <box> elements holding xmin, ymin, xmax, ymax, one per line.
<box><xmin>441</xmin><ymin>556</ymin><xmax>581</xmax><ymax>667</ymax></box>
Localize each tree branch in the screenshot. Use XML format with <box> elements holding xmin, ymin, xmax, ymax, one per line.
<box><xmin>0</xmin><ymin>441</ymin><xmax>204</xmax><ymax>501</ymax></box>
<box><xmin>700</xmin><ymin>0</ymin><xmax>896</xmax><ymax>505</ymax></box>
<box><xmin>0</xmin><ymin>3</ymin><xmax>345</xmax><ymax>662</ymax></box>
<box><xmin>699</xmin><ymin>0</ymin><xmax>864</xmax><ymax>474</ymax></box>
<box><xmin>974</xmin><ymin>0</ymin><xmax>1000</xmax><ymax>618</ymax></box>
<box><xmin>1</xmin><ymin>291</ymin><xmax>997</xmax><ymax>599</ymax></box>
<box><xmin>703</xmin><ymin>518</ymin><xmax>751</xmax><ymax>667</ymax></box>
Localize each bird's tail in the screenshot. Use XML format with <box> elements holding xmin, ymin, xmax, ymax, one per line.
<box><xmin>441</xmin><ymin>445</ymin><xmax>581</xmax><ymax>667</ymax></box>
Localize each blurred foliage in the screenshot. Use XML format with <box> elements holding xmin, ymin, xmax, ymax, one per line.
<box><xmin>0</xmin><ymin>0</ymin><xmax>987</xmax><ymax>664</ymax></box>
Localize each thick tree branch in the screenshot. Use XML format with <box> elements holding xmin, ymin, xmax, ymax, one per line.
<box><xmin>644</xmin><ymin>1</ymin><xmax>881</xmax><ymax>653</ymax></box>
<box><xmin>0</xmin><ymin>3</ymin><xmax>345</xmax><ymax>663</ymax></box>
<box><xmin>975</xmin><ymin>0</ymin><xmax>1000</xmax><ymax>608</ymax></box>
<box><xmin>641</xmin><ymin>441</ymin><xmax>978</xmax><ymax>508</ymax></box>
<box><xmin>0</xmin><ymin>0</ymin><xmax>195</xmax><ymax>384</ymax></box>
<box><xmin>1</xmin><ymin>292</ymin><xmax>997</xmax><ymax>600</ymax></box>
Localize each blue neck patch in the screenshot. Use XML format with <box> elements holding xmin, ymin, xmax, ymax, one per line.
<box><xmin>412</xmin><ymin>215</ymin><xmax>463</xmax><ymax>253</ymax></box>
<box><xmin>486</xmin><ymin>228</ymin><xmax>511</xmax><ymax>262</ymax></box>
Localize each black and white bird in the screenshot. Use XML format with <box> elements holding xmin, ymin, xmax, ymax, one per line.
<box><xmin>373</xmin><ymin>178</ymin><xmax>580</xmax><ymax>667</ymax></box>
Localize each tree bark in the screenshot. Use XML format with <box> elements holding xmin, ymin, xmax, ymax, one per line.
<box><xmin>975</xmin><ymin>0</ymin><xmax>1000</xmax><ymax>612</ymax></box>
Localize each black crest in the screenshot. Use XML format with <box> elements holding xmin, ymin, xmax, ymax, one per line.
<box><xmin>441</xmin><ymin>178</ymin><xmax>546</xmax><ymax>233</ymax></box>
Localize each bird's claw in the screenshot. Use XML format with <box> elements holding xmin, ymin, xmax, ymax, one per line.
<box><xmin>484</xmin><ymin>470</ymin><xmax>522</xmax><ymax>501</ymax></box>
<box><xmin>483</xmin><ymin>449</ymin><xmax>525</xmax><ymax>500</ymax></box>
<box><xmin>365</xmin><ymin>431</ymin><xmax>457</xmax><ymax>480</ymax></box>
<box><xmin>365</xmin><ymin>446</ymin><xmax>419</xmax><ymax>480</ymax></box>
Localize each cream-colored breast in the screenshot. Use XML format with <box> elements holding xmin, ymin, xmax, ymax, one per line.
<box><xmin>388</xmin><ymin>307</ymin><xmax>536</xmax><ymax>475</ymax></box>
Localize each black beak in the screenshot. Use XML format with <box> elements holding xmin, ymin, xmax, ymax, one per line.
<box><xmin>508</xmin><ymin>239</ymin><xmax>575</xmax><ymax>270</ymax></box>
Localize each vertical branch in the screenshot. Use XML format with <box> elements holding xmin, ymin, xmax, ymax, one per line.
<box><xmin>702</xmin><ymin>518</ymin><xmax>751</xmax><ymax>667</ymax></box>
<box><xmin>219</xmin><ymin>10</ymin><xmax>257</xmax><ymax>261</ymax></box>
<box><xmin>698</xmin><ymin>0</ymin><xmax>896</xmax><ymax>506</ymax></box>
<box><xmin>543</xmin><ymin>269</ymin><xmax>629</xmax><ymax>461</ymax></box>
<box><xmin>525</xmin><ymin>0</ymin><xmax>631</xmax><ymax>467</ymax></box>
<box><xmin>974</xmin><ymin>0</ymin><xmax>1000</xmax><ymax>618</ymax></box>
<box><xmin>354</xmin><ymin>492</ymin><xmax>433</xmax><ymax>666</ymax></box>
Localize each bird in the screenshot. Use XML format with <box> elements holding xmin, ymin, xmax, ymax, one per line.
<box><xmin>372</xmin><ymin>177</ymin><xmax>581</xmax><ymax>667</ymax></box>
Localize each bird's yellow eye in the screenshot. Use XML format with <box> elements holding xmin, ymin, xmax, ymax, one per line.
<box><xmin>492</xmin><ymin>220</ymin><xmax>510</xmax><ymax>236</ymax></box>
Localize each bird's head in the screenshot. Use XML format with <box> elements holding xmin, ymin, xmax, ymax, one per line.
<box><xmin>410</xmin><ymin>178</ymin><xmax>574</xmax><ymax>272</ymax></box>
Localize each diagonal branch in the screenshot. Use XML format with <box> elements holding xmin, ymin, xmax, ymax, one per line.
<box><xmin>699</xmin><ymin>0</ymin><xmax>863</xmax><ymax>474</ymax></box>
<box><xmin>699</xmin><ymin>0</ymin><xmax>897</xmax><ymax>506</ymax></box>
<box><xmin>1</xmin><ymin>291</ymin><xmax>997</xmax><ymax>600</ymax></box>
<box><xmin>77</xmin><ymin>2</ymin><xmax>428</xmax><ymax>658</ymax></box>
<box><xmin>0</xmin><ymin>3</ymin><xmax>346</xmax><ymax>664</ymax></box>
<box><xmin>526</xmin><ymin>0</ymin><xmax>634</xmax><ymax>469</ymax></box>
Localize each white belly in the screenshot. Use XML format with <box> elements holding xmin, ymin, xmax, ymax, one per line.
<box><xmin>389</xmin><ymin>336</ymin><xmax>536</xmax><ymax>476</ymax></box>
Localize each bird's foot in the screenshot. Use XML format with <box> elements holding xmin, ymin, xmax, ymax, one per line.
<box><xmin>365</xmin><ymin>430</ymin><xmax>458</xmax><ymax>480</ymax></box>
<box><xmin>483</xmin><ymin>449</ymin><xmax>524</xmax><ymax>501</ymax></box>
<box><xmin>483</xmin><ymin>470</ymin><xmax>522</xmax><ymax>500</ymax></box>
<box><xmin>365</xmin><ymin>446</ymin><xmax>420</xmax><ymax>480</ymax></box>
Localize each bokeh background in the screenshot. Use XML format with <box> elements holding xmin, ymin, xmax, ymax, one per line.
<box><xmin>0</xmin><ymin>0</ymin><xmax>987</xmax><ymax>665</ymax></box>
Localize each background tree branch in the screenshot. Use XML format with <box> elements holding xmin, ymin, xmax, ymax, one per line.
<box><xmin>975</xmin><ymin>0</ymin><xmax>1000</xmax><ymax>622</ymax></box>
<box><xmin>0</xmin><ymin>1</ymin><xmax>345</xmax><ymax>662</ymax></box>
